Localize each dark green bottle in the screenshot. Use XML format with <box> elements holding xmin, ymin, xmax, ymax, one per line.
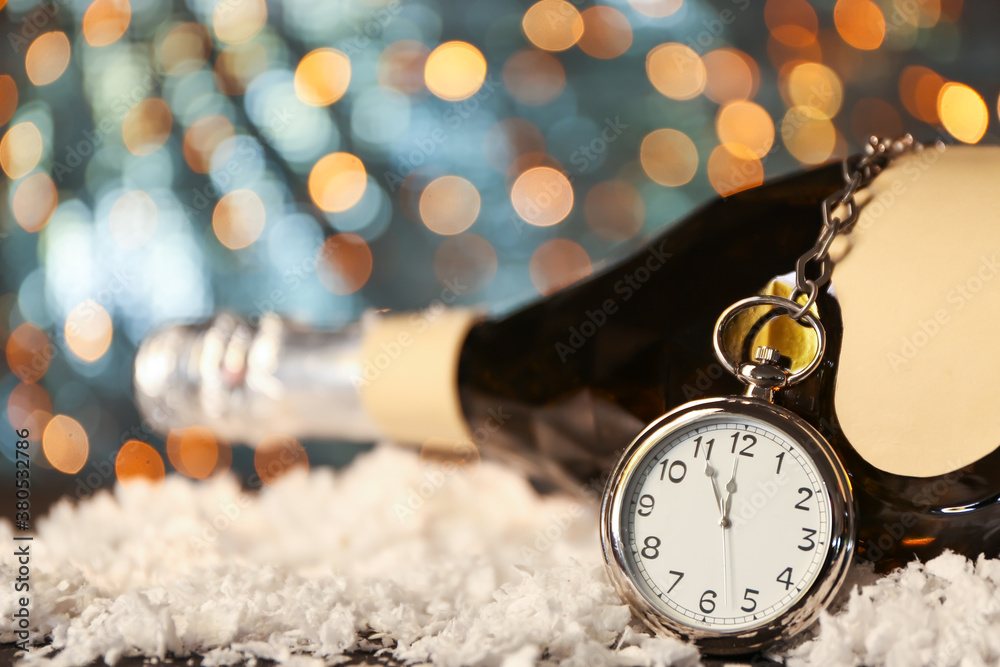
<box><xmin>137</xmin><ymin>161</ymin><xmax>1000</xmax><ymax>572</ymax></box>
<box><xmin>458</xmin><ymin>161</ymin><xmax>1000</xmax><ymax>572</ymax></box>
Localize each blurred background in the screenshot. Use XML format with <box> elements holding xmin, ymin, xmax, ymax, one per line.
<box><xmin>0</xmin><ymin>0</ymin><xmax>996</xmax><ymax>507</ymax></box>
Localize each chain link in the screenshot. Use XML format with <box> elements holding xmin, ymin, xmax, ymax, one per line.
<box><xmin>789</xmin><ymin>134</ymin><xmax>920</xmax><ymax>320</ymax></box>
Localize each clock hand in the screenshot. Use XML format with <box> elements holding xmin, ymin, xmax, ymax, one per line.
<box><xmin>721</xmin><ymin>455</ymin><xmax>740</xmax><ymax>608</ymax></box>
<box><xmin>706</xmin><ymin>459</ymin><xmax>729</xmax><ymax>608</ymax></box>
<box><xmin>722</xmin><ymin>522</ymin><xmax>729</xmax><ymax>608</ymax></box>
<box><xmin>704</xmin><ymin>460</ymin><xmax>723</xmax><ymax>514</ymax></box>
<box><xmin>721</xmin><ymin>455</ymin><xmax>740</xmax><ymax>528</ymax></box>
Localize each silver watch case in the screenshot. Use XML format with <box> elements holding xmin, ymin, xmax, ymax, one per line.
<box><xmin>600</xmin><ymin>396</ymin><xmax>856</xmax><ymax>655</ymax></box>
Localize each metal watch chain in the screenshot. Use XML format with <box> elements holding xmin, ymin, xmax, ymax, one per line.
<box><xmin>712</xmin><ymin>134</ymin><xmax>925</xmax><ymax>389</ymax></box>
<box><xmin>789</xmin><ymin>134</ymin><xmax>920</xmax><ymax>319</ymax></box>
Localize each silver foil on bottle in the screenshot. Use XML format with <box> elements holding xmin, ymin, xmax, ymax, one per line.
<box><xmin>133</xmin><ymin>312</ymin><xmax>383</xmax><ymax>444</ymax></box>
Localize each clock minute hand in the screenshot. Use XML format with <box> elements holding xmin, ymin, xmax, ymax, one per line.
<box><xmin>721</xmin><ymin>455</ymin><xmax>741</xmax><ymax>608</ymax></box>
<box><xmin>706</xmin><ymin>459</ymin><xmax>729</xmax><ymax>607</ymax></box>
<box><xmin>721</xmin><ymin>455</ymin><xmax>740</xmax><ymax>529</ymax></box>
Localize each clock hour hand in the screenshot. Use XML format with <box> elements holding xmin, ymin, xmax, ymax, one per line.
<box><xmin>704</xmin><ymin>460</ymin><xmax>723</xmax><ymax>514</ymax></box>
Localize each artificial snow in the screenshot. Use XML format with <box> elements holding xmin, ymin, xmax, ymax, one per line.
<box><xmin>1</xmin><ymin>445</ymin><xmax>999</xmax><ymax>666</ymax></box>
<box><xmin>789</xmin><ymin>552</ymin><xmax>1000</xmax><ymax>666</ymax></box>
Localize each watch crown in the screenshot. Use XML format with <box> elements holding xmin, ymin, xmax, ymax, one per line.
<box><xmin>753</xmin><ymin>346</ymin><xmax>782</xmax><ymax>366</ymax></box>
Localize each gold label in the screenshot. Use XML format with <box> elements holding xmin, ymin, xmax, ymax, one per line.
<box><xmin>833</xmin><ymin>144</ymin><xmax>1000</xmax><ymax>477</ymax></box>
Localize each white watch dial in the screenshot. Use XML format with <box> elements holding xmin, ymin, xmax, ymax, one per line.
<box><xmin>619</xmin><ymin>414</ymin><xmax>831</xmax><ymax>632</ymax></box>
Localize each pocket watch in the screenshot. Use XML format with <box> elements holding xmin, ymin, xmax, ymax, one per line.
<box><xmin>600</xmin><ymin>136</ymin><xmax>918</xmax><ymax>653</ymax></box>
<box><xmin>600</xmin><ymin>297</ymin><xmax>854</xmax><ymax>654</ymax></box>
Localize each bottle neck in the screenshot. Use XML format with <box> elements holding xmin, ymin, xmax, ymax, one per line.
<box><xmin>134</xmin><ymin>312</ymin><xmax>382</xmax><ymax>444</ymax></box>
<box><xmin>133</xmin><ymin>308</ymin><xmax>483</xmax><ymax>448</ymax></box>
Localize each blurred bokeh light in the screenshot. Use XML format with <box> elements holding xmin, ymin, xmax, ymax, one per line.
<box><xmin>167</xmin><ymin>425</ymin><xmax>231</xmax><ymax>479</ymax></box>
<box><xmin>24</xmin><ymin>31</ymin><xmax>71</xmax><ymax>85</ymax></box>
<box><xmin>115</xmin><ymin>439</ymin><xmax>166</xmax><ymax>483</ymax></box>
<box><xmin>42</xmin><ymin>414</ymin><xmax>89</xmax><ymax>474</ymax></box>
<box><xmin>523</xmin><ymin>1</ymin><xmax>584</xmax><ymax>52</ymax></box>
<box><xmin>424</xmin><ymin>40</ymin><xmax>487</xmax><ymax>101</ymax></box>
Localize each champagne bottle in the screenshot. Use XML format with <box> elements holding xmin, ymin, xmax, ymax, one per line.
<box><xmin>134</xmin><ymin>161</ymin><xmax>1000</xmax><ymax>571</ymax></box>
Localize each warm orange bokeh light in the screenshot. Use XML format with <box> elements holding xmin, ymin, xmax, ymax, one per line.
<box><xmin>213</xmin><ymin>0</ymin><xmax>267</xmax><ymax>44</ymax></box>
<box><xmin>308</xmin><ymin>152</ymin><xmax>367</xmax><ymax>213</ymax></box>
<box><xmin>318</xmin><ymin>233</ymin><xmax>373</xmax><ymax>295</ymax></box>
<box><xmin>167</xmin><ymin>426</ymin><xmax>226</xmax><ymax>479</ymax></box>
<box><xmin>529</xmin><ymin>239</ymin><xmax>592</xmax><ymax>296</ymax></box>
<box><xmin>25</xmin><ymin>32</ymin><xmax>71</xmax><ymax>86</ymax></box>
<box><xmin>782</xmin><ymin>106</ymin><xmax>837</xmax><ymax>164</ymax></box>
<box><xmin>584</xmin><ymin>180</ymin><xmax>645</xmax><ymax>241</ymax></box>
<box><xmin>938</xmin><ymin>83</ymin><xmax>988</xmax><ymax>144</ymax></box>
<box><xmin>703</xmin><ymin>49</ymin><xmax>759</xmax><ymax>104</ymax></box>
<box><xmin>82</xmin><ymin>0</ymin><xmax>132</xmax><ymax>47</ymax></box>
<box><xmin>646</xmin><ymin>43</ymin><xmax>707</xmax><ymax>101</ymax></box>
<box><xmin>183</xmin><ymin>115</ymin><xmax>235</xmax><ymax>173</ymax></box>
<box><xmin>899</xmin><ymin>65</ymin><xmax>947</xmax><ymax>124</ymax></box>
<box><xmin>578</xmin><ymin>6</ymin><xmax>633</xmax><ymax>60</ymax></box>
<box><xmin>254</xmin><ymin>435</ymin><xmax>309</xmax><ymax>485</ymax></box>
<box><xmin>522</xmin><ymin>0</ymin><xmax>584</xmax><ymax>52</ymax></box>
<box><xmin>65</xmin><ymin>300</ymin><xmax>114</xmax><ymax>363</ymax></box>
<box><xmin>834</xmin><ymin>0</ymin><xmax>886</xmax><ymax>50</ymax></box>
<box><xmin>420</xmin><ymin>176</ymin><xmax>481</xmax><ymax>235</ymax></box>
<box><xmin>716</xmin><ymin>101</ymin><xmax>775</xmax><ymax>158</ymax></box>
<box><xmin>7</xmin><ymin>382</ymin><xmax>53</xmax><ymax>434</ymax></box>
<box><xmin>6</xmin><ymin>323</ymin><xmax>52</xmax><ymax>383</ymax></box>
<box><xmin>433</xmin><ymin>234</ymin><xmax>498</xmax><ymax>294</ymax></box>
<box><xmin>12</xmin><ymin>173</ymin><xmax>58</xmax><ymax>233</ymax></box>
<box><xmin>787</xmin><ymin>62</ymin><xmax>843</xmax><ymax>119</ymax></box>
<box><xmin>122</xmin><ymin>98</ymin><xmax>173</xmax><ymax>156</ymax></box>
<box><xmin>708</xmin><ymin>144</ymin><xmax>765</xmax><ymax>197</ymax></box>
<box><xmin>1</xmin><ymin>122</ymin><xmax>43</xmax><ymax>179</ymax></box>
<box><xmin>213</xmin><ymin>190</ymin><xmax>267</xmax><ymax>249</ymax></box>
<box><xmin>0</xmin><ymin>75</ymin><xmax>17</xmax><ymax>127</ymax></box>
<box><xmin>158</xmin><ymin>22</ymin><xmax>211</xmax><ymax>76</ymax></box>
<box><xmin>424</xmin><ymin>41</ymin><xmax>487</xmax><ymax>101</ymax></box>
<box><xmin>109</xmin><ymin>190</ymin><xmax>158</xmax><ymax>250</ymax></box>
<box><xmin>294</xmin><ymin>48</ymin><xmax>351</xmax><ymax>106</ymax></box>
<box><xmin>0</xmin><ymin>122</ymin><xmax>43</xmax><ymax>180</ymax></box>
<box><xmin>116</xmin><ymin>440</ymin><xmax>166</xmax><ymax>483</ymax></box>
<box><xmin>43</xmin><ymin>415</ymin><xmax>89</xmax><ymax>474</ymax></box>
<box><xmin>940</xmin><ymin>0</ymin><xmax>964</xmax><ymax>22</ymax></box>
<box><xmin>511</xmin><ymin>167</ymin><xmax>574</xmax><ymax>227</ymax></box>
<box><xmin>640</xmin><ymin>129</ymin><xmax>699</xmax><ymax>187</ymax></box>
<box><xmin>765</xmin><ymin>0</ymin><xmax>819</xmax><ymax>47</ymax></box>
<box><xmin>503</xmin><ymin>49</ymin><xmax>565</xmax><ymax>106</ymax></box>
<box><xmin>378</xmin><ymin>40</ymin><xmax>430</xmax><ymax>95</ymax></box>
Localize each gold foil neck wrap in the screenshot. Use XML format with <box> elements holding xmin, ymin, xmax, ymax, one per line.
<box><xmin>357</xmin><ymin>308</ymin><xmax>481</xmax><ymax>452</ymax></box>
<box><xmin>720</xmin><ymin>279</ymin><xmax>820</xmax><ymax>373</ymax></box>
